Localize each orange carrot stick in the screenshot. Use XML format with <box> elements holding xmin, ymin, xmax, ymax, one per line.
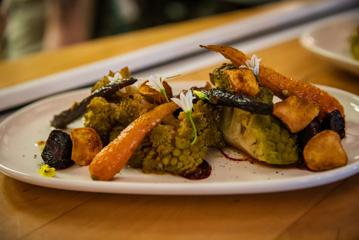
<box><xmin>201</xmin><ymin>44</ymin><xmax>344</xmax><ymax>117</ymax></box>
<box><xmin>89</xmin><ymin>102</ymin><xmax>178</xmax><ymax>180</ymax></box>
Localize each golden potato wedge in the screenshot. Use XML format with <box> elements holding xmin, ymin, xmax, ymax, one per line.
<box><xmin>71</xmin><ymin>127</ymin><xmax>103</xmax><ymax>166</ymax></box>
<box><xmin>273</xmin><ymin>96</ymin><xmax>320</xmax><ymax>133</ymax></box>
<box><xmin>224</xmin><ymin>68</ymin><xmax>260</xmax><ymax>96</ymax></box>
<box><xmin>303</xmin><ymin>130</ymin><xmax>347</xmax><ymax>171</ymax></box>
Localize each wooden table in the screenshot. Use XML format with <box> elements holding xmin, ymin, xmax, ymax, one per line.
<box><xmin>1</xmin><ymin>1</ymin><xmax>358</xmax><ymax>240</ymax></box>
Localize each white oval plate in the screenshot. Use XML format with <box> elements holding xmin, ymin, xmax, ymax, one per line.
<box><xmin>300</xmin><ymin>12</ymin><xmax>359</xmax><ymax>75</ymax></box>
<box><xmin>0</xmin><ymin>81</ymin><xmax>358</xmax><ymax>195</ymax></box>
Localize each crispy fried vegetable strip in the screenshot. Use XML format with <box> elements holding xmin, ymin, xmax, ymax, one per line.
<box><xmin>51</xmin><ymin>78</ymin><xmax>137</xmax><ymax>129</ymax></box>
<box><xmin>201</xmin><ymin>45</ymin><xmax>344</xmax><ymax>117</ymax></box>
<box><xmin>89</xmin><ymin>102</ymin><xmax>179</xmax><ymax>180</ymax></box>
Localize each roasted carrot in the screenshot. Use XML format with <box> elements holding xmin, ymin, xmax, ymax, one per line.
<box><xmin>201</xmin><ymin>44</ymin><xmax>345</xmax><ymax>118</ymax></box>
<box><xmin>89</xmin><ymin>102</ymin><xmax>179</xmax><ymax>180</ymax></box>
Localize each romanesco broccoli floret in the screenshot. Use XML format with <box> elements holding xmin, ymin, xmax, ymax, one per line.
<box><xmin>84</xmin><ymin>91</ymin><xmax>154</xmax><ymax>143</ymax></box>
<box><xmin>140</xmin><ymin>101</ymin><xmax>224</xmax><ymax>176</ymax></box>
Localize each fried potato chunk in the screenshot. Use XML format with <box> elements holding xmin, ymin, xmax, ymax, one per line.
<box><xmin>71</xmin><ymin>127</ymin><xmax>103</xmax><ymax>166</ymax></box>
<box><xmin>273</xmin><ymin>96</ymin><xmax>320</xmax><ymax>133</ymax></box>
<box><xmin>224</xmin><ymin>68</ymin><xmax>260</xmax><ymax>96</ymax></box>
<box><xmin>303</xmin><ymin>130</ymin><xmax>347</xmax><ymax>171</ymax></box>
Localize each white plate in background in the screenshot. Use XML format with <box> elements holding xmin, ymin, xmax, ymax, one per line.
<box><xmin>0</xmin><ymin>81</ymin><xmax>358</xmax><ymax>195</ymax></box>
<box><xmin>300</xmin><ymin>12</ymin><xmax>359</xmax><ymax>75</ymax></box>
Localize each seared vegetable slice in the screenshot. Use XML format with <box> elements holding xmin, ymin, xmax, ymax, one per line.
<box><xmin>303</xmin><ymin>130</ymin><xmax>347</xmax><ymax>171</ymax></box>
<box><xmin>51</xmin><ymin>78</ymin><xmax>137</xmax><ymax>129</ymax></box>
<box><xmin>70</xmin><ymin>128</ymin><xmax>103</xmax><ymax>166</ymax></box>
<box><xmin>89</xmin><ymin>102</ymin><xmax>179</xmax><ymax>181</ymax></box>
<box><xmin>273</xmin><ymin>96</ymin><xmax>320</xmax><ymax>133</ymax></box>
<box><xmin>41</xmin><ymin>130</ymin><xmax>74</xmax><ymax>169</ymax></box>
<box><xmin>322</xmin><ymin>110</ymin><xmax>345</xmax><ymax>138</ymax></box>
<box><xmin>197</xmin><ymin>88</ymin><xmax>272</xmax><ymax>114</ymax></box>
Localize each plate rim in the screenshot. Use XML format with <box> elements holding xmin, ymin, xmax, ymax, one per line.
<box><xmin>0</xmin><ymin>83</ymin><xmax>358</xmax><ymax>195</ymax></box>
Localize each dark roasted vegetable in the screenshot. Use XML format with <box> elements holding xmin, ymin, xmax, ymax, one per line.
<box><xmin>321</xmin><ymin>110</ymin><xmax>345</xmax><ymax>138</ymax></box>
<box><xmin>298</xmin><ymin>110</ymin><xmax>345</xmax><ymax>149</ymax></box>
<box><xmin>298</xmin><ymin>117</ymin><xmax>321</xmax><ymax>148</ymax></box>
<box><xmin>182</xmin><ymin>160</ymin><xmax>212</xmax><ymax>180</ymax></box>
<box><xmin>51</xmin><ymin>78</ymin><xmax>137</xmax><ymax>128</ymax></box>
<box><xmin>195</xmin><ymin>88</ymin><xmax>273</xmax><ymax>114</ymax></box>
<box><xmin>41</xmin><ymin>130</ymin><xmax>74</xmax><ymax>169</ymax></box>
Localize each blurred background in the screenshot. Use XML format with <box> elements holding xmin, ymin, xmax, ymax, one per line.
<box><xmin>0</xmin><ymin>0</ymin><xmax>277</xmax><ymax>60</ymax></box>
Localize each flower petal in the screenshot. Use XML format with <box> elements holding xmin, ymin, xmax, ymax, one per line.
<box><xmin>171</xmin><ymin>97</ymin><xmax>184</xmax><ymax>110</ymax></box>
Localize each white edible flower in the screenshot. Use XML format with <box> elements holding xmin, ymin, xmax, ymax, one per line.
<box><xmin>146</xmin><ymin>75</ymin><xmax>170</xmax><ymax>101</ymax></box>
<box><xmin>107</xmin><ymin>72</ymin><xmax>122</xmax><ymax>84</ymax></box>
<box><xmin>171</xmin><ymin>91</ymin><xmax>194</xmax><ymax>113</ymax></box>
<box><xmin>240</xmin><ymin>54</ymin><xmax>261</xmax><ymax>76</ymax></box>
<box><xmin>147</xmin><ymin>75</ymin><xmax>164</xmax><ymax>91</ymax></box>
<box><xmin>171</xmin><ymin>91</ymin><xmax>197</xmax><ymax>144</ymax></box>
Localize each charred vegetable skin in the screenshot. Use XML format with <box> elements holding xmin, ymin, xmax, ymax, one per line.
<box><xmin>198</xmin><ymin>88</ymin><xmax>273</xmax><ymax>115</ymax></box>
<box><xmin>182</xmin><ymin>160</ymin><xmax>212</xmax><ymax>180</ymax></box>
<box><xmin>322</xmin><ymin>110</ymin><xmax>345</xmax><ymax>138</ymax></box>
<box><xmin>41</xmin><ymin>130</ymin><xmax>74</xmax><ymax>169</ymax></box>
<box><xmin>298</xmin><ymin>110</ymin><xmax>345</xmax><ymax>148</ymax></box>
<box><xmin>51</xmin><ymin>78</ymin><xmax>137</xmax><ymax>129</ymax></box>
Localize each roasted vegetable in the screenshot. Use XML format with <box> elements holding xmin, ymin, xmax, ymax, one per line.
<box><xmin>138</xmin><ymin>80</ymin><xmax>173</xmax><ymax>104</ymax></box>
<box><xmin>210</xmin><ymin>63</ymin><xmax>299</xmax><ymax>165</ymax></box>
<box><xmin>298</xmin><ymin>118</ymin><xmax>321</xmax><ymax>148</ymax></box>
<box><xmin>303</xmin><ymin>130</ymin><xmax>348</xmax><ymax>171</ymax></box>
<box><xmin>70</xmin><ymin>128</ymin><xmax>103</xmax><ymax>166</ymax></box>
<box><xmin>182</xmin><ymin>160</ymin><xmax>212</xmax><ymax>180</ymax></box>
<box><xmin>221</xmin><ymin>107</ymin><xmax>299</xmax><ymax>165</ymax></box>
<box><xmin>84</xmin><ymin>92</ymin><xmax>154</xmax><ymax>143</ymax></box>
<box><xmin>51</xmin><ymin>78</ymin><xmax>137</xmax><ymax>129</ymax></box>
<box><xmin>41</xmin><ymin>130</ymin><xmax>74</xmax><ymax>169</ymax></box>
<box><xmin>223</xmin><ymin>68</ymin><xmax>260</xmax><ymax>96</ymax></box>
<box><xmin>201</xmin><ymin>44</ymin><xmax>345</xmax><ymax>118</ymax></box>
<box><xmin>322</xmin><ymin>110</ymin><xmax>345</xmax><ymax>138</ymax></box>
<box><xmin>210</xmin><ymin>63</ymin><xmax>238</xmax><ymax>90</ymax></box>
<box><xmin>141</xmin><ymin>101</ymin><xmax>224</xmax><ymax>176</ymax></box>
<box><xmin>89</xmin><ymin>102</ymin><xmax>179</xmax><ymax>181</ymax></box>
<box><xmin>196</xmin><ymin>88</ymin><xmax>273</xmax><ymax>115</ymax></box>
<box><xmin>273</xmin><ymin>96</ymin><xmax>320</xmax><ymax>133</ymax></box>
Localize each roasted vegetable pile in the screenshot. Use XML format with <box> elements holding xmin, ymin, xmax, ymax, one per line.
<box><xmin>41</xmin><ymin>45</ymin><xmax>348</xmax><ymax>181</ymax></box>
<box><xmin>210</xmin><ymin>63</ymin><xmax>299</xmax><ymax>165</ymax></box>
